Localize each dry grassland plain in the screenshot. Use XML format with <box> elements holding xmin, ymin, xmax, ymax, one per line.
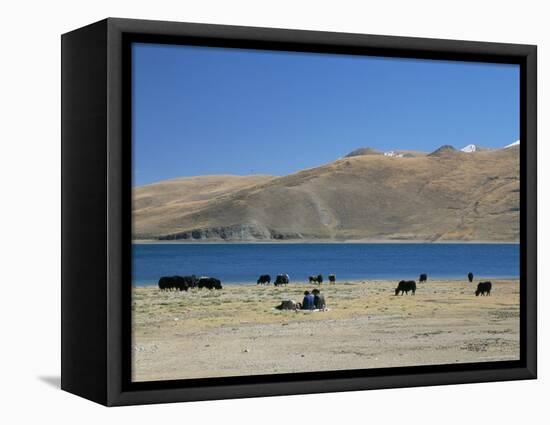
<box><xmin>132</xmin><ymin>279</ymin><xmax>519</xmax><ymax>382</ymax></box>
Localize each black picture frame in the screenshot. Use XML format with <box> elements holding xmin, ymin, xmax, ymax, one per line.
<box><xmin>61</xmin><ymin>17</ymin><xmax>537</xmax><ymax>406</ymax></box>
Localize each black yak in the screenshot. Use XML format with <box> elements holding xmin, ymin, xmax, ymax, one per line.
<box><xmin>158</xmin><ymin>276</ymin><xmax>174</xmax><ymax>291</ymax></box>
<box><xmin>309</xmin><ymin>274</ymin><xmax>323</xmax><ymax>284</ymax></box>
<box><xmin>176</xmin><ymin>275</ymin><xmax>198</xmax><ymax>291</ymax></box>
<box><xmin>328</xmin><ymin>274</ymin><xmax>336</xmax><ymax>284</ymax></box>
<box><xmin>198</xmin><ymin>277</ymin><xmax>222</xmax><ymax>290</ymax></box>
<box><xmin>395</xmin><ymin>280</ymin><xmax>416</xmax><ymax>296</ymax></box>
<box><xmin>172</xmin><ymin>276</ymin><xmax>188</xmax><ymax>291</ymax></box>
<box><xmin>257</xmin><ymin>274</ymin><xmax>271</xmax><ymax>285</ymax></box>
<box><xmin>274</xmin><ymin>274</ymin><xmax>289</xmax><ymax>286</ymax></box>
<box><xmin>468</xmin><ymin>272</ymin><xmax>474</xmax><ymax>283</ymax></box>
<box><xmin>158</xmin><ymin>275</ymin><xmax>195</xmax><ymax>291</ymax></box>
<box><xmin>185</xmin><ymin>275</ymin><xmax>199</xmax><ymax>289</ymax></box>
<box><xmin>419</xmin><ymin>273</ymin><xmax>427</xmax><ymax>283</ymax></box>
<box><xmin>475</xmin><ymin>281</ymin><xmax>492</xmax><ymax>296</ymax></box>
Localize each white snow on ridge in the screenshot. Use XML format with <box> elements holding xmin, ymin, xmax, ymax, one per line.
<box><xmin>460</xmin><ymin>144</ymin><xmax>477</xmax><ymax>153</ymax></box>
<box><xmin>504</xmin><ymin>140</ymin><xmax>520</xmax><ymax>148</ymax></box>
<box><xmin>384</xmin><ymin>150</ymin><xmax>404</xmax><ymax>158</ymax></box>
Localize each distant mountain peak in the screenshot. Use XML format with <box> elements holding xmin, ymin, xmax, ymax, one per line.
<box><xmin>384</xmin><ymin>150</ymin><xmax>404</xmax><ymax>158</ymax></box>
<box><xmin>460</xmin><ymin>144</ymin><xmax>477</xmax><ymax>153</ymax></box>
<box><xmin>428</xmin><ymin>145</ymin><xmax>457</xmax><ymax>156</ymax></box>
<box><xmin>345</xmin><ymin>147</ymin><xmax>382</xmax><ymax>157</ymax></box>
<box><xmin>504</xmin><ymin>140</ymin><xmax>520</xmax><ymax>149</ymax></box>
<box><xmin>460</xmin><ymin>144</ymin><xmax>492</xmax><ymax>153</ymax></box>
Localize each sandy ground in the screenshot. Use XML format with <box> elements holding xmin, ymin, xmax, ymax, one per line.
<box><xmin>132</xmin><ymin>279</ymin><xmax>520</xmax><ymax>382</ymax></box>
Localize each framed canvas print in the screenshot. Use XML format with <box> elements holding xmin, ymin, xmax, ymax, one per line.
<box><xmin>61</xmin><ymin>18</ymin><xmax>537</xmax><ymax>406</ymax></box>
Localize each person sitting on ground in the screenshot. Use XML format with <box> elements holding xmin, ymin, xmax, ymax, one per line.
<box><xmin>302</xmin><ymin>290</ymin><xmax>315</xmax><ymax>310</ymax></box>
<box><xmin>312</xmin><ymin>288</ymin><xmax>326</xmax><ymax>310</ymax></box>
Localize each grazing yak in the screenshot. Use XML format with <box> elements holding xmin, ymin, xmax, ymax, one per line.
<box><xmin>177</xmin><ymin>275</ymin><xmax>198</xmax><ymax>290</ymax></box>
<box><xmin>419</xmin><ymin>273</ymin><xmax>427</xmax><ymax>283</ymax></box>
<box><xmin>274</xmin><ymin>274</ymin><xmax>290</xmax><ymax>286</ymax></box>
<box><xmin>468</xmin><ymin>272</ymin><xmax>474</xmax><ymax>283</ymax></box>
<box><xmin>309</xmin><ymin>274</ymin><xmax>323</xmax><ymax>284</ymax></box>
<box><xmin>275</xmin><ymin>300</ymin><xmax>300</xmax><ymax>310</ymax></box>
<box><xmin>395</xmin><ymin>280</ymin><xmax>417</xmax><ymax>296</ymax></box>
<box><xmin>158</xmin><ymin>276</ymin><xmax>175</xmax><ymax>291</ymax></box>
<box><xmin>328</xmin><ymin>274</ymin><xmax>336</xmax><ymax>284</ymax></box>
<box><xmin>198</xmin><ymin>277</ymin><xmax>222</xmax><ymax>290</ymax></box>
<box><xmin>475</xmin><ymin>281</ymin><xmax>492</xmax><ymax>296</ymax></box>
<box><xmin>158</xmin><ymin>275</ymin><xmax>197</xmax><ymax>291</ymax></box>
<box><xmin>257</xmin><ymin>274</ymin><xmax>271</xmax><ymax>285</ymax></box>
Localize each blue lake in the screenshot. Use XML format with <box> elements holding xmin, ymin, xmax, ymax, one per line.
<box><xmin>132</xmin><ymin>243</ymin><xmax>520</xmax><ymax>286</ymax></box>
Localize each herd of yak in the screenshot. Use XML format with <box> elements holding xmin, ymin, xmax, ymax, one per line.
<box><xmin>257</xmin><ymin>274</ymin><xmax>336</xmax><ymax>285</ymax></box>
<box><xmin>395</xmin><ymin>272</ymin><xmax>492</xmax><ymax>296</ymax></box>
<box><xmin>157</xmin><ymin>271</ymin><xmax>493</xmax><ymax>296</ymax></box>
<box><xmin>158</xmin><ymin>275</ymin><xmax>221</xmax><ymax>291</ymax></box>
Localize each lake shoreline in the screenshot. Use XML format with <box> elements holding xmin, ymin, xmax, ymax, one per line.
<box><xmin>133</xmin><ymin>239</ymin><xmax>519</xmax><ymax>245</ymax></box>
<box><xmin>133</xmin><ymin>276</ymin><xmax>520</xmax><ymax>288</ymax></box>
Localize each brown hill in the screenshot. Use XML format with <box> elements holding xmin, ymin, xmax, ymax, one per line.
<box><xmin>133</xmin><ymin>146</ymin><xmax>519</xmax><ymax>242</ymax></box>
<box><xmin>396</xmin><ymin>150</ymin><xmax>428</xmax><ymax>157</ymax></box>
<box><xmin>345</xmin><ymin>147</ymin><xmax>383</xmax><ymax>157</ymax></box>
<box><xmin>428</xmin><ymin>145</ymin><xmax>457</xmax><ymax>156</ymax></box>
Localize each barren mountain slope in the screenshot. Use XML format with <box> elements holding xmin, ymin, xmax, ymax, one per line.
<box><xmin>133</xmin><ymin>175</ymin><xmax>275</xmax><ymax>237</ymax></box>
<box><xmin>133</xmin><ymin>147</ymin><xmax>519</xmax><ymax>242</ymax></box>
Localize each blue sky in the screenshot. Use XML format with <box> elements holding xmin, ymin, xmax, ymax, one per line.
<box><xmin>132</xmin><ymin>43</ymin><xmax>519</xmax><ymax>186</ymax></box>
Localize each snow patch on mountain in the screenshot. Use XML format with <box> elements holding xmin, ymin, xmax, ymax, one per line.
<box><xmin>384</xmin><ymin>150</ymin><xmax>404</xmax><ymax>158</ymax></box>
<box><xmin>504</xmin><ymin>140</ymin><xmax>520</xmax><ymax>149</ymax></box>
<box><xmin>460</xmin><ymin>144</ymin><xmax>478</xmax><ymax>153</ymax></box>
